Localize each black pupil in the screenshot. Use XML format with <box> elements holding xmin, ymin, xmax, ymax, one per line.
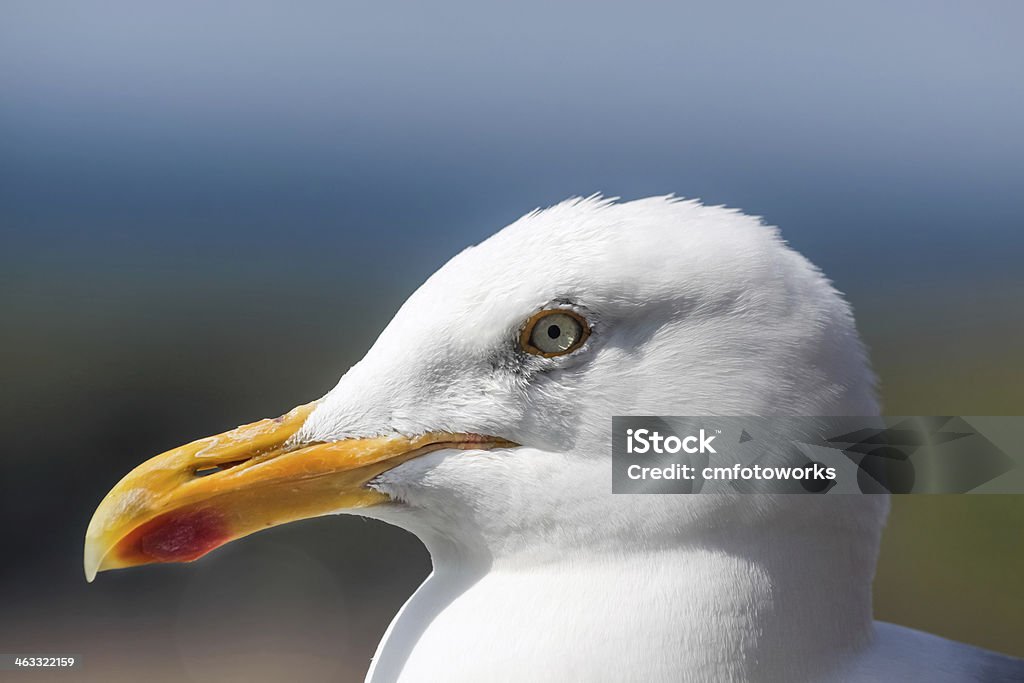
<box><xmin>547</xmin><ymin>324</ymin><xmax>561</xmax><ymax>339</ymax></box>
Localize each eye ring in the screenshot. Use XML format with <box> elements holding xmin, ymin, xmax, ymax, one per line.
<box><xmin>519</xmin><ymin>309</ymin><xmax>591</xmax><ymax>357</ymax></box>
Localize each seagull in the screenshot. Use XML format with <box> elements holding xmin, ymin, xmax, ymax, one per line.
<box><xmin>85</xmin><ymin>196</ymin><xmax>1022</xmax><ymax>682</ymax></box>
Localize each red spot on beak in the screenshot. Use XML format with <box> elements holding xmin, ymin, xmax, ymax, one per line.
<box><xmin>118</xmin><ymin>507</ymin><xmax>230</xmax><ymax>564</ymax></box>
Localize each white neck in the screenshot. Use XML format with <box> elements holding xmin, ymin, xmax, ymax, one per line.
<box><xmin>367</xmin><ymin>515</ymin><xmax>879</xmax><ymax>682</ymax></box>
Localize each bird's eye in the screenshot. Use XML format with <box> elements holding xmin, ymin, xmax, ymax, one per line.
<box><xmin>519</xmin><ymin>309</ymin><xmax>590</xmax><ymax>357</ymax></box>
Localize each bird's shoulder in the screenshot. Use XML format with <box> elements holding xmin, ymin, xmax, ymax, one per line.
<box><xmin>838</xmin><ymin>622</ymin><xmax>1024</xmax><ymax>682</ymax></box>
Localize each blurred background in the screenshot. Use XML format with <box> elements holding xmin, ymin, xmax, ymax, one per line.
<box><xmin>2</xmin><ymin>1</ymin><xmax>1022</xmax><ymax>681</ymax></box>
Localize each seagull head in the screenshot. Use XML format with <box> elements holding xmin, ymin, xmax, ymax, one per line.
<box><xmin>85</xmin><ymin>195</ymin><xmax>885</xmax><ymax>580</ymax></box>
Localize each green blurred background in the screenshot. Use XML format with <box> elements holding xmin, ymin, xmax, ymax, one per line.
<box><xmin>2</xmin><ymin>2</ymin><xmax>1022</xmax><ymax>681</ymax></box>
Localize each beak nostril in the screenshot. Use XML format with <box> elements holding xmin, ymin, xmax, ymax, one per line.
<box><xmin>193</xmin><ymin>459</ymin><xmax>252</xmax><ymax>477</ymax></box>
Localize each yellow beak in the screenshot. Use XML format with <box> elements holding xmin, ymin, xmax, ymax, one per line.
<box><xmin>84</xmin><ymin>402</ymin><xmax>515</xmax><ymax>581</ymax></box>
